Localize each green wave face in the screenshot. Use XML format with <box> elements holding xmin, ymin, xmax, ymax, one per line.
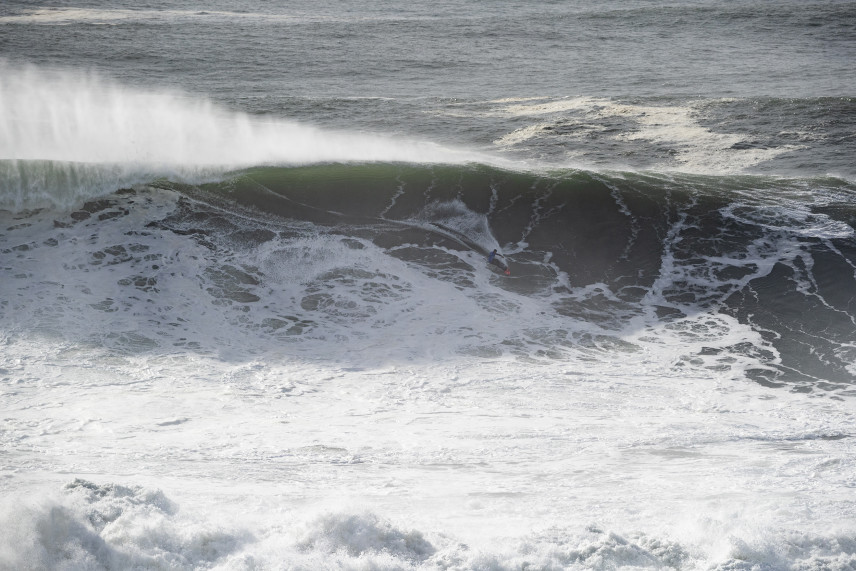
<box><xmin>144</xmin><ymin>161</ymin><xmax>856</xmax><ymax>386</ymax></box>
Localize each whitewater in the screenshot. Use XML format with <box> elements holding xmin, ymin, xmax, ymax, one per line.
<box><xmin>3</xmin><ymin>1</ymin><xmax>856</xmax><ymax>569</ymax></box>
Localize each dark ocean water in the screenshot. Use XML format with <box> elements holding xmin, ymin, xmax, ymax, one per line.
<box><xmin>4</xmin><ymin>0</ymin><xmax>855</xmax><ymax>98</ymax></box>
<box><xmin>2</xmin><ymin>2</ymin><xmax>856</xmax><ymax>570</ymax></box>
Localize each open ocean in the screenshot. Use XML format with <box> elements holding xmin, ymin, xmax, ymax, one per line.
<box><xmin>2</xmin><ymin>1</ymin><xmax>856</xmax><ymax>569</ymax></box>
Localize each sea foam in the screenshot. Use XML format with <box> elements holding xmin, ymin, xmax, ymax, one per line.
<box><xmin>5</xmin><ymin>480</ymin><xmax>855</xmax><ymax>570</ymax></box>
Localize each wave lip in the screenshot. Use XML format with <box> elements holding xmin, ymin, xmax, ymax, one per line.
<box><xmin>0</xmin><ymin>63</ymin><xmax>494</xmax><ymax>210</ymax></box>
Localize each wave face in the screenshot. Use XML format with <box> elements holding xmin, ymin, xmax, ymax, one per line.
<box><xmin>190</xmin><ymin>163</ymin><xmax>856</xmax><ymax>388</ymax></box>
<box><xmin>6</xmin><ymin>162</ymin><xmax>856</xmax><ymax>387</ymax></box>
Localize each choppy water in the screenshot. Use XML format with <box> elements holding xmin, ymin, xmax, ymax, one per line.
<box><xmin>2</xmin><ymin>2</ymin><xmax>856</xmax><ymax>570</ymax></box>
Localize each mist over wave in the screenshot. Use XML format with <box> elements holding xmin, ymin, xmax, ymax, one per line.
<box><xmin>0</xmin><ymin>63</ymin><xmax>486</xmax><ymax>210</ymax></box>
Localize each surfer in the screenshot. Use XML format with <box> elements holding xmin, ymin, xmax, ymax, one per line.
<box><xmin>488</xmin><ymin>249</ymin><xmax>511</xmax><ymax>275</ymax></box>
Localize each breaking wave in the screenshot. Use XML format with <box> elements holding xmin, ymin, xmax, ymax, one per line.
<box><xmin>3</xmin><ymin>479</ymin><xmax>855</xmax><ymax>570</ymax></box>
<box><xmin>0</xmin><ymin>63</ymin><xmax>491</xmax><ymax>210</ymax></box>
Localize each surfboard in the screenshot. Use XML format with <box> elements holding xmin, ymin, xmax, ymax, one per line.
<box><xmin>489</xmin><ymin>257</ymin><xmax>511</xmax><ymax>275</ymax></box>
<box><xmin>428</xmin><ymin>223</ymin><xmax>510</xmax><ymax>275</ymax></box>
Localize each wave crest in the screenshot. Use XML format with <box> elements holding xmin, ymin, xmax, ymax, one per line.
<box><xmin>0</xmin><ymin>63</ymin><xmax>483</xmax><ymax>210</ymax></box>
